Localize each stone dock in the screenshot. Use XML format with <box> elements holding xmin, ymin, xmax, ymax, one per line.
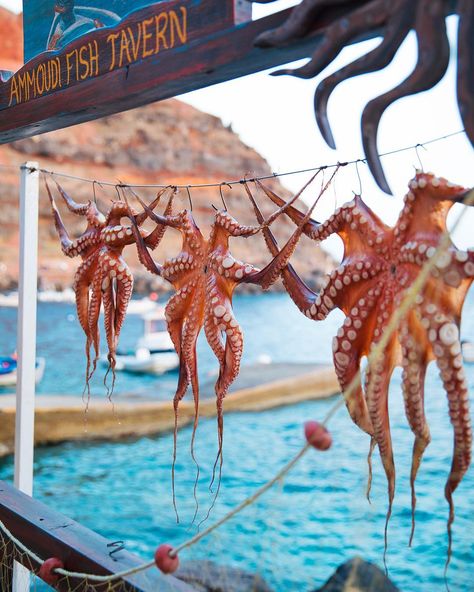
<box><xmin>0</xmin><ymin>363</ymin><xmax>340</xmax><ymax>457</ymax></box>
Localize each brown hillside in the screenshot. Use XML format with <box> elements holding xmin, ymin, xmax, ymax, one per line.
<box><xmin>0</xmin><ymin>9</ymin><xmax>334</xmax><ymax>293</ymax></box>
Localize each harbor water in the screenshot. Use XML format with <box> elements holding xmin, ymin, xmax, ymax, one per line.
<box><xmin>0</xmin><ymin>292</ymin><xmax>473</xmax><ymax>591</ymax></box>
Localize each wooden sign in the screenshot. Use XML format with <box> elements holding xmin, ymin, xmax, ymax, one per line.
<box><xmin>23</xmin><ymin>0</ymin><xmax>252</xmax><ymax>63</ymax></box>
<box><xmin>0</xmin><ymin>0</ymin><xmax>373</xmax><ymax>143</ymax></box>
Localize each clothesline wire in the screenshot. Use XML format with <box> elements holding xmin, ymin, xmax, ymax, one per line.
<box><xmin>0</xmin><ymin>129</ymin><xmax>465</xmax><ymax>189</ymax></box>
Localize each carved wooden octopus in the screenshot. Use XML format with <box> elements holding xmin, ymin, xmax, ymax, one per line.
<box><xmin>247</xmin><ymin>171</ymin><xmax>473</xmax><ymax>557</ymax></box>
<box><xmin>129</xmin><ymin>185</ymin><xmax>320</xmax><ymax>493</ymax></box>
<box><xmin>250</xmin><ymin>0</ymin><xmax>473</xmax><ymax>193</ymax></box>
<box><xmin>47</xmin><ymin>180</ymin><xmax>172</xmax><ymax>391</ymax></box>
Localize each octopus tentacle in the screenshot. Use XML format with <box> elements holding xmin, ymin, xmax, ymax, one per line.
<box><xmin>54</xmin><ymin>180</ymin><xmax>105</xmax><ymax>228</ymax></box>
<box><xmin>246</xmin><ymin>182</ymin><xmax>326</xmax><ymax>318</ymax></box>
<box><xmin>254</xmin><ymin>179</ymin><xmax>320</xmax><ymax>239</ymax></box>
<box><xmin>87</xmin><ymin>266</ymin><xmax>102</xmax><ymax>382</ymax></box>
<box><xmin>133</xmin><ymin>186</ymin><xmax>169</xmax><ymax>227</ymax></box>
<box><xmin>254</xmin><ymin>0</ymin><xmax>352</xmax><ymax>48</ymax></box>
<box><xmin>314</xmin><ymin>4</ymin><xmax>414</xmax><ymax>148</ymax></box>
<box><xmin>204</xmin><ymin>276</ymin><xmax>226</xmax><ymax>365</ymax></box>
<box><xmin>399</xmin><ymin>315</ymin><xmax>431</xmax><ymax>546</ymax></box>
<box><xmin>101</xmin><ymin>270</ymin><xmax>117</xmax><ymax>394</ymax></box>
<box><xmin>421</xmin><ymin>304</ymin><xmax>472</xmax><ymax>565</ymax></box>
<box><xmin>362</xmin><ymin>0</ymin><xmax>450</xmax><ymax>193</ymax></box>
<box><xmin>457</xmin><ymin>0</ymin><xmax>474</xmax><ymax>144</ymax></box>
<box><xmin>45</xmin><ymin>179</ymin><xmax>76</xmax><ymax>255</ymax></box>
<box><xmin>272</xmin><ymin>0</ymin><xmax>387</xmax><ymax>79</ymax></box>
<box><xmin>112</xmin><ymin>261</ymin><xmax>134</xmax><ymax>347</ymax></box>
<box><xmin>365</xmin><ymin>289</ymin><xmax>398</xmax><ymax>563</ymax></box>
<box><xmin>333</xmin><ymin>289</ymin><xmax>380</xmax><ymax>436</ymax></box>
<box><xmin>258</xmin><ymin>181</ymin><xmax>386</xmax><ymax>247</ymax></box>
<box><xmin>243</xmin><ymin>180</ymin><xmax>329</xmax><ymax>289</ymax></box>
<box><xmin>143</xmin><ymin>189</ymin><xmax>176</xmax><ymax>250</ymax></box>
<box><xmin>212</xmin><ymin>301</ymin><xmax>244</xmax><ymax>491</ymax></box>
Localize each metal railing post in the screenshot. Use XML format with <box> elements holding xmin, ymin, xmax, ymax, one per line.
<box><xmin>13</xmin><ymin>161</ymin><xmax>39</xmax><ymax>592</ymax></box>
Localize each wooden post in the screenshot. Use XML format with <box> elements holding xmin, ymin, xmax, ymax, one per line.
<box><xmin>13</xmin><ymin>162</ymin><xmax>39</xmax><ymax>592</ymax></box>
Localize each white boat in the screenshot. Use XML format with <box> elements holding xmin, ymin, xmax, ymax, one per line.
<box><xmin>126</xmin><ymin>297</ymin><xmax>158</xmax><ymax>315</ymax></box>
<box><xmin>0</xmin><ymin>292</ymin><xmax>19</xmax><ymax>307</ymax></box>
<box><xmin>462</xmin><ymin>341</ymin><xmax>474</xmax><ymax>363</ymax></box>
<box><xmin>0</xmin><ymin>357</ymin><xmax>46</xmax><ymax>387</ymax></box>
<box><xmin>114</xmin><ymin>348</ymin><xmax>179</xmax><ymax>375</ymax></box>
<box><xmin>101</xmin><ymin>306</ymin><xmax>179</xmax><ymax>375</ymax></box>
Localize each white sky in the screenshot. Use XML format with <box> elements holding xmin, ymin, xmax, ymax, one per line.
<box><xmin>1</xmin><ymin>0</ymin><xmax>473</xmax><ymax>259</ymax></box>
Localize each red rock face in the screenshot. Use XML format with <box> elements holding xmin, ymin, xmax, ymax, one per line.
<box><xmin>0</xmin><ymin>7</ymin><xmax>22</xmax><ymax>71</ymax></box>
<box><xmin>0</xmin><ymin>8</ymin><xmax>335</xmax><ymax>293</ymax></box>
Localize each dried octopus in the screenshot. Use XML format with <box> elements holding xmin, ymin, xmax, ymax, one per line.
<box><xmin>128</xmin><ymin>182</ymin><xmax>321</xmax><ymax>500</ymax></box>
<box><xmin>250</xmin><ymin>0</ymin><xmax>473</xmax><ymax>193</ymax></box>
<box><xmin>47</xmin><ymin>180</ymin><xmax>173</xmax><ymax>391</ymax></box>
<box><xmin>247</xmin><ymin>171</ymin><xmax>473</xmax><ymax>561</ymax></box>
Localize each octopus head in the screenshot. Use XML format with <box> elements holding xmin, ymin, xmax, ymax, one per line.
<box><xmin>408</xmin><ymin>172</ymin><xmax>471</xmax><ymax>205</ymax></box>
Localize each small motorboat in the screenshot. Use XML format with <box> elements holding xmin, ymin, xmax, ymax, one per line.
<box><xmin>101</xmin><ymin>306</ymin><xmax>179</xmax><ymax>375</ymax></box>
<box><xmin>113</xmin><ymin>347</ymin><xmax>179</xmax><ymax>375</ymax></box>
<box><xmin>0</xmin><ymin>356</ymin><xmax>46</xmax><ymax>387</ymax></box>
<box><xmin>462</xmin><ymin>341</ymin><xmax>474</xmax><ymax>363</ymax></box>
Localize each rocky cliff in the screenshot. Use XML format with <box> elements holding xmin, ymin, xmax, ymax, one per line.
<box><xmin>0</xmin><ymin>8</ymin><xmax>334</xmax><ymax>293</ymax></box>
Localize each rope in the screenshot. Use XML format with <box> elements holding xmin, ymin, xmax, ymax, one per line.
<box><xmin>0</xmin><ymin>129</ymin><xmax>465</xmax><ymax>188</ymax></box>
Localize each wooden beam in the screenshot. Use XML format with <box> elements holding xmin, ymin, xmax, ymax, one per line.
<box><xmin>0</xmin><ymin>481</ymin><xmax>195</xmax><ymax>592</ymax></box>
<box><xmin>0</xmin><ymin>0</ymin><xmax>374</xmax><ymax>143</ymax></box>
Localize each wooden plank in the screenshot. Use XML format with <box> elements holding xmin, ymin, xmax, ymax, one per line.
<box><xmin>0</xmin><ymin>481</ymin><xmax>195</xmax><ymax>592</ymax></box>
<box><xmin>0</xmin><ymin>0</ymin><xmax>374</xmax><ymax>143</ymax></box>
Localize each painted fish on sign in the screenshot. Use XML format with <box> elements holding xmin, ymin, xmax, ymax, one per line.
<box><xmin>23</xmin><ymin>0</ymin><xmax>171</xmax><ymax>63</ymax></box>
<box><xmin>7</xmin><ymin>0</ymin><xmax>239</xmax><ymax>109</ymax></box>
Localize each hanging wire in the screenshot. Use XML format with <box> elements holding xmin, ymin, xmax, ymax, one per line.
<box><xmin>4</xmin><ymin>129</ymin><xmax>463</xmax><ymax>190</ymax></box>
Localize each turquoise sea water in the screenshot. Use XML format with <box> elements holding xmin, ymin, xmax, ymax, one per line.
<box><xmin>0</xmin><ymin>292</ymin><xmax>473</xmax><ymax>591</ymax></box>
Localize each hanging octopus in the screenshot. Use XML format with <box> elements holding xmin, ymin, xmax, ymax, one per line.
<box><xmin>128</xmin><ymin>181</ymin><xmax>322</xmax><ymax>501</ymax></box>
<box><xmin>246</xmin><ymin>171</ymin><xmax>473</xmax><ymax>561</ymax></box>
<box><xmin>47</xmin><ymin>180</ymin><xmax>173</xmax><ymax>391</ymax></box>
<box><xmin>250</xmin><ymin>0</ymin><xmax>473</xmax><ymax>193</ymax></box>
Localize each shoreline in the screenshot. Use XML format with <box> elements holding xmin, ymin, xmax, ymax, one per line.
<box><xmin>0</xmin><ymin>363</ymin><xmax>340</xmax><ymax>457</ymax></box>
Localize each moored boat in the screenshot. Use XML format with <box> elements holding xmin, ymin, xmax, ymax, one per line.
<box><xmin>0</xmin><ymin>356</ymin><xmax>46</xmax><ymax>387</ymax></box>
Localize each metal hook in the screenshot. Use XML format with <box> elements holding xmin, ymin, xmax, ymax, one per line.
<box><xmin>414</xmin><ymin>143</ymin><xmax>427</xmax><ymax>172</ymax></box>
<box><xmin>186</xmin><ymin>186</ymin><xmax>193</xmax><ymax>211</ymax></box>
<box><xmin>219</xmin><ymin>183</ymin><xmax>231</xmax><ymax>211</ymax></box>
<box><xmin>107</xmin><ymin>541</ymin><xmax>125</xmax><ymax>560</ymax></box>
<box><xmin>92</xmin><ymin>180</ymin><xmax>98</xmax><ymax>205</ymax></box>
<box><xmin>355</xmin><ymin>159</ymin><xmax>363</xmax><ymax>196</ymax></box>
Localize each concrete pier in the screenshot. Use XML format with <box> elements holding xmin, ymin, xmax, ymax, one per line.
<box><xmin>0</xmin><ymin>363</ymin><xmax>340</xmax><ymax>456</ymax></box>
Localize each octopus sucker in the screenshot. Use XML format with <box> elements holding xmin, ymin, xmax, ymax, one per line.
<box><xmin>253</xmin><ymin>171</ymin><xmax>473</xmax><ymax>566</ymax></box>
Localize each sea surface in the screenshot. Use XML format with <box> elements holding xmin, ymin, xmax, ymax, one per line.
<box><xmin>0</xmin><ymin>292</ymin><xmax>473</xmax><ymax>591</ymax></box>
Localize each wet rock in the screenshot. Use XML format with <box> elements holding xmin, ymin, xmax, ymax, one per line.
<box><xmin>315</xmin><ymin>557</ymin><xmax>400</xmax><ymax>592</ymax></box>
<box><xmin>176</xmin><ymin>561</ymin><xmax>274</xmax><ymax>592</ymax></box>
